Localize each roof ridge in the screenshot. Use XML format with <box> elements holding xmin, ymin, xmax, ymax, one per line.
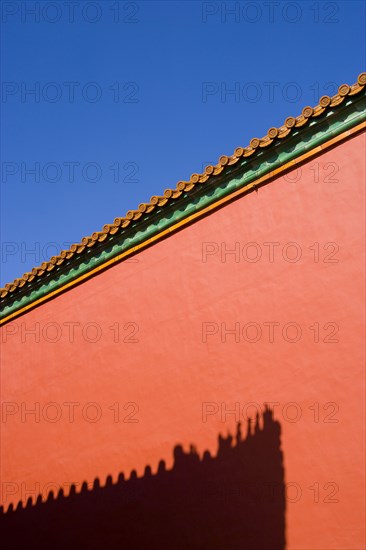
<box><xmin>1</xmin><ymin>72</ymin><xmax>365</xmax><ymax>300</ymax></box>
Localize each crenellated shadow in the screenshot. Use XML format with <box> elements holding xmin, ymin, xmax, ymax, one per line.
<box><xmin>0</xmin><ymin>407</ymin><xmax>286</xmax><ymax>550</ymax></box>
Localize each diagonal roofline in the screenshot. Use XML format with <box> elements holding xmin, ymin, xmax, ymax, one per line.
<box><xmin>1</xmin><ymin>72</ymin><xmax>365</xmax><ymax>316</ymax></box>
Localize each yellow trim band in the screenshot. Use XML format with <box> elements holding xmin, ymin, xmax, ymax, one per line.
<box><xmin>1</xmin><ymin>122</ymin><xmax>365</xmax><ymax>326</ymax></box>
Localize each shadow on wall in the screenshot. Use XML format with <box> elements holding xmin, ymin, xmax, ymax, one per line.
<box><xmin>0</xmin><ymin>407</ymin><xmax>286</xmax><ymax>550</ymax></box>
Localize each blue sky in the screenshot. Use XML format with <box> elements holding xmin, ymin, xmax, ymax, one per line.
<box><xmin>1</xmin><ymin>0</ymin><xmax>365</xmax><ymax>285</ymax></box>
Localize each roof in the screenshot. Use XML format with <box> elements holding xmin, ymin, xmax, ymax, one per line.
<box><xmin>1</xmin><ymin>72</ymin><xmax>365</xmax><ymax>313</ymax></box>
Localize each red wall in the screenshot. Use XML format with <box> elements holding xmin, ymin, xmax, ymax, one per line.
<box><xmin>1</xmin><ymin>132</ymin><xmax>365</xmax><ymax>549</ymax></box>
